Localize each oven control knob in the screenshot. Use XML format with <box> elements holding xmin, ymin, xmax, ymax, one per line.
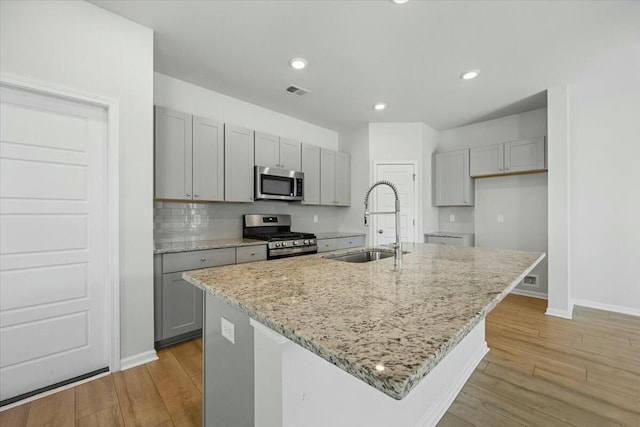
<box><xmin>293</xmin><ymin>240</ymin><xmax>299</xmax><ymax>246</ymax></box>
<box><xmin>275</xmin><ymin>242</ymin><xmax>281</xmax><ymax>247</ymax></box>
<box><xmin>303</xmin><ymin>239</ymin><xmax>308</xmax><ymax>245</ymax></box>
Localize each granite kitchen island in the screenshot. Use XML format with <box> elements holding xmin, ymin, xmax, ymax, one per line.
<box><xmin>183</xmin><ymin>243</ymin><xmax>544</xmax><ymax>427</ymax></box>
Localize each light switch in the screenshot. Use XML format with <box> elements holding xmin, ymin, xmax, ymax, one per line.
<box><xmin>221</xmin><ymin>317</ymin><xmax>235</xmax><ymax>344</ymax></box>
<box><xmin>313</xmin><ymin>214</ymin><xmax>318</xmax><ymax>223</ymax></box>
<box><xmin>449</xmin><ymin>214</ymin><xmax>455</xmax><ymax>222</ymax></box>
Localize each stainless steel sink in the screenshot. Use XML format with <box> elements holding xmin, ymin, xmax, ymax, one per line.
<box><xmin>324</xmin><ymin>249</ymin><xmax>396</xmax><ymax>263</ymax></box>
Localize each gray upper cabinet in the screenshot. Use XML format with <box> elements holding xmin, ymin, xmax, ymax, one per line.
<box><xmin>301</xmin><ymin>143</ymin><xmax>321</xmax><ymax>205</ymax></box>
<box><xmin>254</xmin><ymin>131</ymin><xmax>280</xmax><ymax>168</ymax></box>
<box><xmin>470</xmin><ymin>137</ymin><xmax>546</xmax><ymax>177</ymax></box>
<box><xmin>335</xmin><ymin>151</ymin><xmax>351</xmax><ymax>206</ymax></box>
<box><xmin>320</xmin><ymin>148</ymin><xmax>351</xmax><ymax>206</ymax></box>
<box><xmin>254</xmin><ymin>132</ymin><xmax>301</xmax><ymax>171</ymax></box>
<box><xmin>225</xmin><ymin>124</ymin><xmax>255</xmax><ymax>202</ymax></box>
<box><xmin>155</xmin><ymin>106</ymin><xmax>223</xmax><ymax>201</ymax></box>
<box><xmin>320</xmin><ymin>148</ymin><xmax>336</xmax><ymax>205</ymax></box>
<box><xmin>470</xmin><ymin>143</ymin><xmax>504</xmax><ymax>177</ymax></box>
<box><xmin>155</xmin><ymin>107</ymin><xmax>193</xmax><ymax>200</ymax></box>
<box><xmin>193</xmin><ymin>116</ymin><xmax>224</xmax><ymax>201</ymax></box>
<box><xmin>434</xmin><ymin>149</ymin><xmax>474</xmax><ymax>206</ymax></box>
<box><xmin>279</xmin><ymin>137</ymin><xmax>301</xmax><ymax>171</ymax></box>
<box><xmin>505</xmin><ymin>137</ymin><xmax>546</xmax><ymax>173</ymax></box>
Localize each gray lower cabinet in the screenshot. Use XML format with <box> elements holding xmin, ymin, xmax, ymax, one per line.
<box><xmin>425</xmin><ymin>234</ymin><xmax>474</xmax><ymax>247</ymax></box>
<box><xmin>156</xmin><ymin>246</ymin><xmax>266</xmax><ymax>347</ymax></box>
<box><xmin>317</xmin><ymin>235</ymin><xmax>365</xmax><ymax>253</ymax></box>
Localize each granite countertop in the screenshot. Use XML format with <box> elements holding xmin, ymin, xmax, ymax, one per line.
<box><xmin>315</xmin><ymin>231</ymin><xmax>367</xmax><ymax>239</ymax></box>
<box><xmin>154</xmin><ymin>238</ymin><xmax>266</xmax><ymax>254</ymax></box>
<box><xmin>425</xmin><ymin>231</ymin><xmax>475</xmax><ymax>238</ymax></box>
<box><xmin>183</xmin><ymin>243</ymin><xmax>544</xmax><ymax>400</ymax></box>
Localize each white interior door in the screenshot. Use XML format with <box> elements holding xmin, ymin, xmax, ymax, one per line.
<box><xmin>0</xmin><ymin>85</ymin><xmax>109</xmax><ymax>402</ymax></box>
<box><xmin>372</xmin><ymin>163</ymin><xmax>416</xmax><ymax>246</ymax></box>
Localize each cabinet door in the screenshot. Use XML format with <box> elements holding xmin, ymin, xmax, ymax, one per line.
<box><xmin>155</xmin><ymin>107</ymin><xmax>192</xmax><ymax>200</ymax></box>
<box><xmin>470</xmin><ymin>143</ymin><xmax>504</xmax><ymax>177</ymax></box>
<box><xmin>193</xmin><ymin>116</ymin><xmax>224</xmax><ymax>201</ymax></box>
<box><xmin>320</xmin><ymin>148</ymin><xmax>336</xmax><ymax>205</ymax></box>
<box><xmin>161</xmin><ymin>272</ymin><xmax>203</xmax><ymax>340</ymax></box>
<box><xmin>225</xmin><ymin>125</ymin><xmax>255</xmax><ymax>202</ymax></box>
<box><xmin>505</xmin><ymin>137</ymin><xmax>546</xmax><ymax>173</ymax></box>
<box><xmin>435</xmin><ymin>149</ymin><xmax>473</xmax><ymax>206</ymax></box>
<box><xmin>279</xmin><ymin>138</ymin><xmax>301</xmax><ymax>171</ymax></box>
<box><xmin>301</xmin><ymin>143</ymin><xmax>321</xmax><ymax>205</ymax></box>
<box><xmin>254</xmin><ymin>131</ymin><xmax>280</xmax><ymax>168</ymax></box>
<box><xmin>335</xmin><ymin>151</ymin><xmax>351</xmax><ymax>206</ymax></box>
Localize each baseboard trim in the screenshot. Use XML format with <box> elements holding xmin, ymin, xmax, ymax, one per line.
<box><xmin>510</xmin><ymin>288</ymin><xmax>548</xmax><ymax>300</ymax></box>
<box><xmin>545</xmin><ymin>306</ymin><xmax>574</xmax><ymax>320</ymax></box>
<box><xmin>572</xmin><ymin>299</ymin><xmax>640</xmax><ymax>317</ymax></box>
<box><xmin>120</xmin><ymin>350</ymin><xmax>158</xmax><ymax>371</ymax></box>
<box><xmin>0</xmin><ymin>370</ymin><xmax>110</xmax><ymax>411</ymax></box>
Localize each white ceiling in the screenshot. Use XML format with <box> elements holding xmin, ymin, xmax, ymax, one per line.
<box><xmin>93</xmin><ymin>1</ymin><xmax>639</xmax><ymax>132</ymax></box>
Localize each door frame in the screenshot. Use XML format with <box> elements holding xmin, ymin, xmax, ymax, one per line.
<box><xmin>371</xmin><ymin>160</ymin><xmax>421</xmax><ymax>244</ymax></box>
<box><xmin>1</xmin><ymin>73</ymin><xmax>121</xmax><ymax>372</ymax></box>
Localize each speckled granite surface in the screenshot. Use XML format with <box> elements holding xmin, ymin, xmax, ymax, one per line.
<box><xmin>184</xmin><ymin>243</ymin><xmax>544</xmax><ymax>400</ymax></box>
<box><xmin>425</xmin><ymin>232</ymin><xmax>475</xmax><ymax>238</ymax></box>
<box><xmin>315</xmin><ymin>231</ymin><xmax>366</xmax><ymax>239</ymax></box>
<box><xmin>154</xmin><ymin>238</ymin><xmax>266</xmax><ymax>254</ymax></box>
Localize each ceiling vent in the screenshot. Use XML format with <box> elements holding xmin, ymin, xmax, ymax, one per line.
<box><xmin>285</xmin><ymin>85</ymin><xmax>310</xmax><ymax>96</ymax></box>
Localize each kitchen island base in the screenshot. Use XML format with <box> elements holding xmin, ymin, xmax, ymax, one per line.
<box><xmin>251</xmin><ymin>318</ymin><xmax>488</xmax><ymax>427</ymax></box>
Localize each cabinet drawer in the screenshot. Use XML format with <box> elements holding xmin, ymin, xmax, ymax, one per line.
<box><xmin>236</xmin><ymin>245</ymin><xmax>267</xmax><ymax>264</ymax></box>
<box><xmin>427</xmin><ymin>236</ymin><xmax>463</xmax><ymax>247</ymax></box>
<box><xmin>336</xmin><ymin>236</ymin><xmax>365</xmax><ymax>250</ymax></box>
<box><xmin>162</xmin><ymin>247</ymin><xmax>236</xmax><ymax>273</ymax></box>
<box><xmin>317</xmin><ymin>238</ymin><xmax>336</xmax><ymax>252</ymax></box>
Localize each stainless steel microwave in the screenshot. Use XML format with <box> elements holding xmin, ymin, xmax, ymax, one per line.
<box><xmin>254</xmin><ymin>166</ymin><xmax>304</xmax><ymax>201</ymax></box>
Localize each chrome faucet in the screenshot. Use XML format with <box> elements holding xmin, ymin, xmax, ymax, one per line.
<box><xmin>364</xmin><ymin>180</ymin><xmax>402</xmax><ymax>269</ymax></box>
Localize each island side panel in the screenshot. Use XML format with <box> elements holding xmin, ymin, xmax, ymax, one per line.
<box><xmin>204</xmin><ymin>293</ymin><xmax>254</xmax><ymax>427</ymax></box>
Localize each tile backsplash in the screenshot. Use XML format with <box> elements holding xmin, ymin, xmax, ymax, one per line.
<box><xmin>154</xmin><ymin>201</ymin><xmax>347</xmax><ymax>243</ymax></box>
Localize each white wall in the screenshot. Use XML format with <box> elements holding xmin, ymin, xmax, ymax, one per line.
<box><xmin>567</xmin><ymin>44</ymin><xmax>640</xmax><ymax>314</ymax></box>
<box><xmin>155</xmin><ymin>73</ymin><xmax>338</xmax><ymax>150</ymax></box>
<box><xmin>437</xmin><ymin>109</ymin><xmax>548</xmax><ymax>295</ymax></box>
<box><xmin>0</xmin><ymin>1</ymin><xmax>154</xmax><ymax>360</ymax></box>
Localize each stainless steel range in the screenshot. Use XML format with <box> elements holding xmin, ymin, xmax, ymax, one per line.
<box><xmin>243</xmin><ymin>214</ymin><xmax>317</xmax><ymax>259</ymax></box>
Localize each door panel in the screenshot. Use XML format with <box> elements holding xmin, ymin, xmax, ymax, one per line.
<box><xmin>373</xmin><ymin>164</ymin><xmax>416</xmax><ymax>246</ymax></box>
<box><xmin>279</xmin><ymin>138</ymin><xmax>301</xmax><ymax>171</ymax></box>
<box><xmin>254</xmin><ymin>131</ymin><xmax>279</xmax><ymax>168</ymax></box>
<box><xmin>224</xmin><ymin>125</ymin><xmax>254</xmax><ymax>202</ymax></box>
<box><xmin>161</xmin><ymin>272</ymin><xmax>203</xmax><ymax>340</ymax></box>
<box><xmin>505</xmin><ymin>137</ymin><xmax>546</xmax><ymax>173</ymax></box>
<box><xmin>193</xmin><ymin>116</ymin><xmax>224</xmax><ymax>201</ymax></box>
<box><xmin>320</xmin><ymin>148</ymin><xmax>336</xmax><ymax>205</ymax></box>
<box><xmin>301</xmin><ymin>144</ymin><xmax>320</xmax><ymax>205</ymax></box>
<box><xmin>155</xmin><ymin>107</ymin><xmax>192</xmax><ymax>199</ymax></box>
<box><xmin>0</xmin><ymin>85</ymin><xmax>108</xmax><ymax>401</ymax></box>
<box><xmin>470</xmin><ymin>143</ymin><xmax>504</xmax><ymax>177</ymax></box>
<box><xmin>335</xmin><ymin>151</ymin><xmax>350</xmax><ymax>206</ymax></box>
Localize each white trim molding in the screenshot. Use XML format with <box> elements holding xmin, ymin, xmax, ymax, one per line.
<box><xmin>510</xmin><ymin>288</ymin><xmax>548</xmax><ymax>300</ymax></box>
<box><xmin>120</xmin><ymin>350</ymin><xmax>158</xmax><ymax>371</ymax></box>
<box><xmin>546</xmin><ymin>305</ymin><xmax>574</xmax><ymax>320</ymax></box>
<box><xmin>572</xmin><ymin>299</ymin><xmax>640</xmax><ymax>317</ymax></box>
<box><xmin>0</xmin><ymin>72</ymin><xmax>121</xmax><ymax>372</ymax></box>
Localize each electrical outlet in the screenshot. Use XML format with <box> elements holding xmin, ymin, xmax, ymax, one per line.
<box><xmin>449</xmin><ymin>214</ymin><xmax>455</xmax><ymax>222</ymax></box>
<box><xmin>313</xmin><ymin>214</ymin><xmax>318</xmax><ymax>223</ymax></box>
<box><xmin>221</xmin><ymin>317</ymin><xmax>235</xmax><ymax>344</ymax></box>
<box><xmin>522</xmin><ymin>275</ymin><xmax>539</xmax><ymax>288</ymax></box>
<box><xmin>497</xmin><ymin>214</ymin><xmax>504</xmax><ymax>223</ymax></box>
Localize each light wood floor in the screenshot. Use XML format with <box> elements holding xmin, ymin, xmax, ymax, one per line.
<box><xmin>1</xmin><ymin>295</ymin><xmax>638</xmax><ymax>427</ymax></box>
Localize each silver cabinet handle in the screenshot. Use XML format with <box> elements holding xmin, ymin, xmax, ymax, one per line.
<box><xmin>186</xmin><ymin>193</ymin><xmax>191</xmax><ymax>196</ymax></box>
<box><xmin>505</xmin><ymin>167</ymin><xmax>510</xmax><ymax>171</ymax></box>
<box><xmin>251</xmin><ymin>252</ymin><xmax>255</xmax><ymax>256</ymax></box>
<box><xmin>194</xmin><ymin>193</ymin><xmax>199</xmax><ymax>197</ymax></box>
<box><xmin>498</xmin><ymin>168</ymin><xmax>503</xmax><ymax>172</ymax></box>
<box><xmin>200</xmin><ymin>257</ymin><xmax>206</xmax><ymax>262</ymax></box>
<box><xmin>378</xmin><ymin>229</ymin><xmax>383</xmax><ymax>234</ymax></box>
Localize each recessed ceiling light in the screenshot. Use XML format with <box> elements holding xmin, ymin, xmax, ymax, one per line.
<box><xmin>460</xmin><ymin>69</ymin><xmax>480</xmax><ymax>80</ymax></box>
<box><xmin>373</xmin><ymin>103</ymin><xmax>387</xmax><ymax>111</ymax></box>
<box><xmin>289</xmin><ymin>58</ymin><xmax>308</xmax><ymax>70</ymax></box>
<box><xmin>390</xmin><ymin>0</ymin><xmax>409</xmax><ymax>4</ymax></box>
